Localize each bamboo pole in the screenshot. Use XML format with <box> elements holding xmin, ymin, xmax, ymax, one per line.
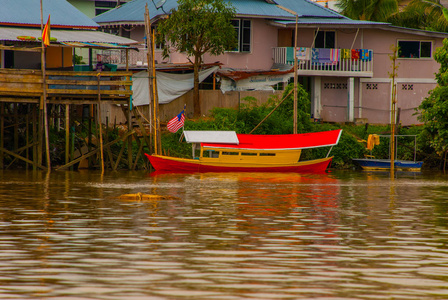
<box><xmin>389</xmin><ymin>46</ymin><xmax>399</xmax><ymax>173</ymax></box>
<box><xmin>65</xmin><ymin>104</ymin><xmax>69</xmax><ymax>165</ymax></box>
<box><xmin>40</xmin><ymin>0</ymin><xmax>51</xmax><ymax>170</ymax></box>
<box><xmin>0</xmin><ymin>103</ymin><xmax>3</xmax><ymax>169</ymax></box>
<box><xmin>145</xmin><ymin>4</ymin><xmax>157</xmax><ymax>155</ymax></box>
<box><xmin>293</xmin><ymin>14</ymin><xmax>298</xmax><ymax>134</ymax></box>
<box><xmin>152</xmin><ymin>28</ymin><xmax>161</xmax><ymax>154</ymax></box>
<box><xmin>97</xmin><ymin>74</ymin><xmax>105</xmax><ymax>174</ymax></box>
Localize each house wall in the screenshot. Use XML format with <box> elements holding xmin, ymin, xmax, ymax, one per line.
<box><xmin>46</xmin><ymin>47</ymin><xmax>73</xmax><ymax>69</ymax></box>
<box><xmin>113</xmin><ymin>20</ymin><xmax>443</xmax><ymax>126</ymax></box>
<box><xmin>67</xmin><ymin>0</ymin><xmax>96</xmax><ymax>18</ymax></box>
<box><xmin>202</xmin><ymin>19</ymin><xmax>278</xmax><ymax>70</ymax></box>
<box><xmin>292</xmin><ymin>28</ymin><xmax>442</xmax><ymax>125</ymax></box>
<box><xmin>133</xmin><ymin>18</ymin><xmax>278</xmax><ymax>69</ymax></box>
<box><xmin>14</xmin><ymin>51</ymin><xmax>41</xmax><ymax>69</ymax></box>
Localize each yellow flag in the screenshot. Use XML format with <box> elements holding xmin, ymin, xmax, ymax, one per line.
<box><xmin>42</xmin><ymin>15</ymin><xmax>50</xmax><ymax>47</ymax></box>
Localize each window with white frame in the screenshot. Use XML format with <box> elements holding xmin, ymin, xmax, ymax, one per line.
<box><xmin>398</xmin><ymin>41</ymin><xmax>432</xmax><ymax>58</ymax></box>
<box><xmin>314</xmin><ymin>31</ymin><xmax>335</xmax><ymax>48</ymax></box>
<box><xmin>231</xmin><ymin>19</ymin><xmax>251</xmax><ymax>52</ymax></box>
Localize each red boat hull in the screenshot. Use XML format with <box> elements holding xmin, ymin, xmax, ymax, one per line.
<box><xmin>145</xmin><ymin>154</ymin><xmax>333</xmax><ymax>173</ymax></box>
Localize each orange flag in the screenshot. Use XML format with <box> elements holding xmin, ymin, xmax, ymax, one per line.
<box><xmin>42</xmin><ymin>15</ymin><xmax>51</xmax><ymax>47</ymax></box>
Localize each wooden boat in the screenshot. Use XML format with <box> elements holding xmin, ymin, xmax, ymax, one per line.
<box><xmin>145</xmin><ymin>129</ymin><xmax>342</xmax><ymax>173</ymax></box>
<box><xmin>352</xmin><ymin>134</ymin><xmax>423</xmax><ymax>172</ymax></box>
<box><xmin>352</xmin><ymin>158</ymin><xmax>423</xmax><ymax>172</ymax></box>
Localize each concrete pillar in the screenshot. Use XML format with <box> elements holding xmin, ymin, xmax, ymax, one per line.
<box><xmin>312</xmin><ymin>77</ymin><xmax>321</xmax><ymax>120</ymax></box>
<box><xmin>347</xmin><ymin>77</ymin><xmax>355</xmax><ymax>122</ymax></box>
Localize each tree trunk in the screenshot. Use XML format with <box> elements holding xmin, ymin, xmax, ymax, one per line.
<box><xmin>193</xmin><ymin>55</ymin><xmax>201</xmax><ymax>118</ymax></box>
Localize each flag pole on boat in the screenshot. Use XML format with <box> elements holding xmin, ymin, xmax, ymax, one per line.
<box><xmin>293</xmin><ymin>13</ymin><xmax>298</xmax><ymax>134</ymax></box>
<box><xmin>145</xmin><ymin>4</ymin><xmax>161</xmax><ymax>155</ymax></box>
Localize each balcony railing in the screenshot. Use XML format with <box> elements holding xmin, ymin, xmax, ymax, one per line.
<box><xmin>273</xmin><ymin>47</ymin><xmax>373</xmax><ymax>77</ymax></box>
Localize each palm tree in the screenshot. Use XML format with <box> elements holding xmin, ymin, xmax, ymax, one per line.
<box><xmin>336</xmin><ymin>0</ymin><xmax>399</xmax><ymax>22</ymax></box>
<box><xmin>388</xmin><ymin>0</ymin><xmax>448</xmax><ymax>32</ymax></box>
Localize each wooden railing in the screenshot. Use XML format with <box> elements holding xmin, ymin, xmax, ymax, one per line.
<box><xmin>0</xmin><ymin>69</ymin><xmax>133</xmax><ymax>103</ymax></box>
<box><xmin>273</xmin><ymin>47</ymin><xmax>374</xmax><ymax>77</ymax></box>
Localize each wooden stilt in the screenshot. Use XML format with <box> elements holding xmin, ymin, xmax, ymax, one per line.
<box><xmin>132</xmin><ymin>109</ymin><xmax>151</xmax><ymax>150</ymax></box>
<box><xmin>70</xmin><ymin>119</ymin><xmax>74</xmax><ymax>171</ymax></box>
<box><xmin>65</xmin><ymin>104</ymin><xmax>69</xmax><ymax>165</ymax></box>
<box><xmin>55</xmin><ymin>130</ymin><xmax>135</xmax><ymax>171</ymax></box>
<box><xmin>97</xmin><ymin>74</ymin><xmax>105</xmax><ymax>174</ymax></box>
<box><xmin>113</xmin><ymin>141</ymin><xmax>127</xmax><ymax>171</ymax></box>
<box><xmin>133</xmin><ymin>140</ymin><xmax>144</xmax><ymax>170</ymax></box>
<box><xmin>33</xmin><ymin>105</ymin><xmax>38</xmax><ymax>171</ymax></box>
<box><xmin>38</xmin><ymin>107</ymin><xmax>43</xmax><ymax>167</ymax></box>
<box><xmin>26</xmin><ymin>110</ymin><xmax>29</xmax><ymax>169</ymax></box>
<box><xmin>0</xmin><ymin>103</ymin><xmax>3</xmax><ymax>169</ymax></box>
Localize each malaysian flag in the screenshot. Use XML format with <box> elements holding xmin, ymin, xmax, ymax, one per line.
<box><xmin>167</xmin><ymin>108</ymin><xmax>185</xmax><ymax>133</ymax></box>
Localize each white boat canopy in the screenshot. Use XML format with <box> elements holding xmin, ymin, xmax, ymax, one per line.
<box><xmin>183</xmin><ymin>131</ymin><xmax>239</xmax><ymax>144</ymax></box>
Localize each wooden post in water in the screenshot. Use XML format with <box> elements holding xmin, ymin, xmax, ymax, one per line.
<box><xmin>0</xmin><ymin>103</ymin><xmax>3</xmax><ymax>169</ymax></box>
<box><xmin>65</xmin><ymin>104</ymin><xmax>69</xmax><ymax>166</ymax></box>
<box><xmin>40</xmin><ymin>0</ymin><xmax>51</xmax><ymax>170</ymax></box>
<box><xmin>97</xmin><ymin>74</ymin><xmax>105</xmax><ymax>174</ymax></box>
<box><xmin>389</xmin><ymin>46</ymin><xmax>399</xmax><ymax>173</ymax></box>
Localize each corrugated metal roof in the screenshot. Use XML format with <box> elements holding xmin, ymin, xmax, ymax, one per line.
<box><xmin>0</xmin><ymin>28</ymin><xmax>137</xmax><ymax>44</ymax></box>
<box><xmin>93</xmin><ymin>0</ymin><xmax>386</xmax><ymax>26</ymax></box>
<box><xmin>274</xmin><ymin>0</ymin><xmax>343</xmax><ymax>18</ymax></box>
<box><xmin>94</xmin><ymin>0</ymin><xmax>176</xmax><ymax>23</ymax></box>
<box><xmin>231</xmin><ymin>0</ymin><xmax>295</xmax><ymax>18</ymax></box>
<box><xmin>0</xmin><ymin>0</ymin><xmax>98</xmax><ymax>28</ymax></box>
<box><xmin>94</xmin><ymin>0</ymin><xmax>299</xmax><ymax>24</ymax></box>
<box><xmin>275</xmin><ymin>18</ymin><xmax>388</xmax><ymax>26</ymax></box>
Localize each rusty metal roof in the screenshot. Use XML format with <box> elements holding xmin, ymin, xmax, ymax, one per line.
<box><xmin>0</xmin><ymin>27</ymin><xmax>137</xmax><ymax>45</ymax></box>
<box><xmin>0</xmin><ymin>0</ymin><xmax>98</xmax><ymax>29</ymax></box>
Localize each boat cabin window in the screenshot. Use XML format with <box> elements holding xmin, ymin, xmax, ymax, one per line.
<box><xmin>202</xmin><ymin>150</ymin><xmax>219</xmax><ymax>158</ymax></box>
<box><xmin>241</xmin><ymin>152</ymin><xmax>257</xmax><ymax>156</ymax></box>
<box><xmin>222</xmin><ymin>151</ymin><xmax>239</xmax><ymax>156</ymax></box>
<box><xmin>260</xmin><ymin>153</ymin><xmax>276</xmax><ymax>156</ymax></box>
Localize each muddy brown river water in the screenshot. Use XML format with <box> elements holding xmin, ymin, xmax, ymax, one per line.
<box><xmin>0</xmin><ymin>169</ymin><xmax>447</xmax><ymax>299</ymax></box>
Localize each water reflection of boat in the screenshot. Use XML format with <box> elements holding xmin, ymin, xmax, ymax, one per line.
<box><xmin>145</xmin><ymin>129</ymin><xmax>342</xmax><ymax>173</ymax></box>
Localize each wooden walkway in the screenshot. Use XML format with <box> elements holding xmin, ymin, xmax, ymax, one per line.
<box><xmin>0</xmin><ymin>68</ymin><xmax>152</xmax><ymax>171</ymax></box>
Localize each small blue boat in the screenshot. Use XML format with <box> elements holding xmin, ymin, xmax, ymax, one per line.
<box><xmin>352</xmin><ymin>158</ymin><xmax>423</xmax><ymax>172</ymax></box>
<box><xmin>352</xmin><ymin>134</ymin><xmax>423</xmax><ymax>172</ymax></box>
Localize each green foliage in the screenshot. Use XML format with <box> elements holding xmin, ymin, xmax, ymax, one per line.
<box><xmin>337</xmin><ymin>0</ymin><xmax>448</xmax><ymax>33</ymax></box>
<box><xmin>417</xmin><ymin>38</ymin><xmax>448</xmax><ymax>158</ymax></box>
<box><xmin>157</xmin><ymin>0</ymin><xmax>237</xmax><ymax>59</ymax></box>
<box><xmin>387</xmin><ymin>0</ymin><xmax>448</xmax><ymax>33</ymax></box>
<box><xmin>163</xmin><ymin>83</ymin><xmax>311</xmax><ymax>135</ymax></box>
<box><xmin>161</xmin><ymin>131</ymin><xmax>192</xmax><ymax>158</ymax></box>
<box><xmin>156</xmin><ymin>0</ymin><xmax>237</xmax><ymax>116</ymax></box>
<box><xmin>336</xmin><ymin>0</ymin><xmax>398</xmax><ymax>22</ymax></box>
<box><xmin>74</xmin><ymin>54</ymin><xmax>84</xmax><ymax>65</ymax></box>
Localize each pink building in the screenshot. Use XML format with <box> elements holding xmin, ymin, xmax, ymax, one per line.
<box><xmin>94</xmin><ymin>0</ymin><xmax>448</xmax><ymax>125</ymax></box>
